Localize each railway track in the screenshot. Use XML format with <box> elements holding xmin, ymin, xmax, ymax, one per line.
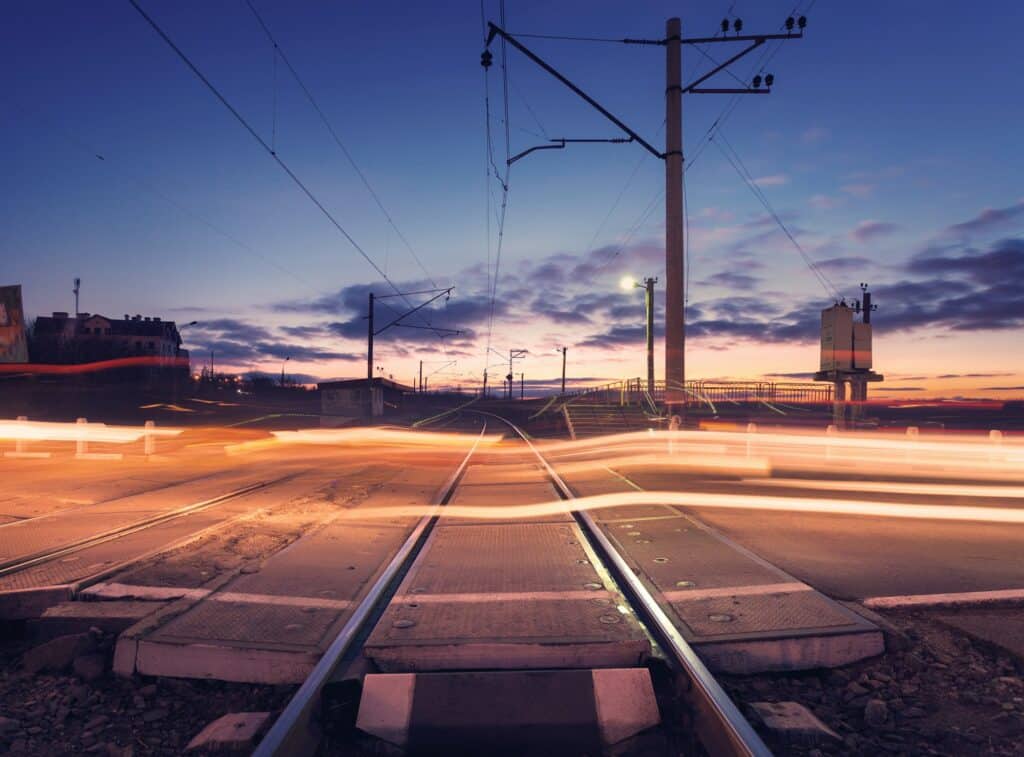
<box><xmin>0</xmin><ymin>478</ymin><xmax>292</xmax><ymax>616</ymax></box>
<box><xmin>256</xmin><ymin>413</ymin><xmax>770</xmax><ymax>756</ymax></box>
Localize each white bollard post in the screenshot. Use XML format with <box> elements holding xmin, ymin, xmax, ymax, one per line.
<box><xmin>905</xmin><ymin>426</ymin><xmax>919</xmax><ymax>464</ymax></box>
<box><xmin>144</xmin><ymin>420</ymin><xmax>156</xmax><ymax>456</ymax></box>
<box><xmin>989</xmin><ymin>429</ymin><xmax>1003</xmax><ymax>464</ymax></box>
<box><xmin>76</xmin><ymin>417</ymin><xmax>88</xmax><ymax>457</ymax></box>
<box><xmin>668</xmin><ymin>415</ymin><xmax>680</xmax><ymax>454</ymax></box>
<box><xmin>825</xmin><ymin>423</ymin><xmax>837</xmax><ymax>460</ymax></box>
<box><xmin>746</xmin><ymin>422</ymin><xmax>757</xmax><ymax>459</ymax></box>
<box><xmin>15</xmin><ymin>415</ymin><xmax>27</xmax><ymax>454</ymax></box>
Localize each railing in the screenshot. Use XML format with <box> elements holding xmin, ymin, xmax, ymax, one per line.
<box><xmin>553</xmin><ymin>378</ymin><xmax>833</xmax><ymax>409</ymax></box>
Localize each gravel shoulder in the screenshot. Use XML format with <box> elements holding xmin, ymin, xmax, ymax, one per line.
<box><xmin>723</xmin><ymin>605</ymin><xmax>1024</xmax><ymax>755</ymax></box>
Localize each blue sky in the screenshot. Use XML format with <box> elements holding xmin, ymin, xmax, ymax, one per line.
<box><xmin>3</xmin><ymin>1</ymin><xmax>1023</xmax><ymax>396</ymax></box>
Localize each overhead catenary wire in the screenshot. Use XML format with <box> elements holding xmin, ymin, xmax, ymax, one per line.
<box><xmin>712</xmin><ymin>129</ymin><xmax>839</xmax><ymax>299</ymax></box>
<box><xmin>482</xmin><ymin>0</ymin><xmax>514</xmax><ymax>371</ymax></box>
<box><xmin>127</xmin><ymin>0</ymin><xmax>454</xmax><ymax>351</ymax></box>
<box><xmin>243</xmin><ymin>0</ymin><xmax>440</xmax><ymax>289</ymax></box>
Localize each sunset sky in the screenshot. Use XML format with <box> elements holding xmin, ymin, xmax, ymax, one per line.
<box><xmin>4</xmin><ymin>1</ymin><xmax>1023</xmax><ymax>398</ymax></box>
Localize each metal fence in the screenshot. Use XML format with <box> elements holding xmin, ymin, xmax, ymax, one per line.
<box><xmin>560</xmin><ymin>378</ymin><xmax>832</xmax><ymax>408</ymax></box>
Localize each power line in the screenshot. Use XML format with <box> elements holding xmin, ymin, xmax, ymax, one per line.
<box><xmin>127</xmin><ymin>0</ymin><xmax>453</xmax><ymax>345</ymax></box>
<box><xmin>243</xmin><ymin>0</ymin><xmax>439</xmax><ymax>288</ymax></box>
<box><xmin>712</xmin><ymin>129</ymin><xmax>838</xmax><ymax>299</ymax></box>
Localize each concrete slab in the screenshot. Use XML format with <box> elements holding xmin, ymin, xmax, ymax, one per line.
<box><xmin>114</xmin><ymin>467</ymin><xmax>457</xmax><ymax>684</ymax></box>
<box><xmin>750</xmin><ymin>701</ymin><xmax>840</xmax><ymax>745</ymax></box>
<box><xmin>185</xmin><ymin>711</ymin><xmax>270</xmax><ymax>752</ymax></box>
<box><xmin>560</xmin><ymin>467</ymin><xmax>882</xmax><ymax>673</ymax></box>
<box><xmin>364</xmin><ymin>457</ymin><xmax>650</xmax><ymax>673</ymax></box>
<box><xmin>356</xmin><ymin>669</ymin><xmax>659</xmax><ymax>750</ymax></box>
<box><xmin>33</xmin><ymin>600</ymin><xmax>159</xmax><ymax>636</ymax></box>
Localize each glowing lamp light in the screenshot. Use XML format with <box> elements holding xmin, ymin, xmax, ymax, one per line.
<box><xmin>619</xmin><ymin>275</ymin><xmax>637</xmax><ymax>291</ymax></box>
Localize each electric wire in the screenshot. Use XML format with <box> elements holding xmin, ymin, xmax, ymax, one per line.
<box><xmin>712</xmin><ymin>130</ymin><xmax>838</xmax><ymax>299</ymax></box>
<box><xmin>128</xmin><ymin>0</ymin><xmax>455</xmax><ymax>372</ymax></box>
<box><xmin>243</xmin><ymin>0</ymin><xmax>439</xmax><ymax>289</ymax></box>
<box><xmin>482</xmin><ymin>0</ymin><xmax>513</xmax><ymax>376</ymax></box>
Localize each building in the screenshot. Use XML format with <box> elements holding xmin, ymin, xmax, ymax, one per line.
<box><xmin>30</xmin><ymin>311</ymin><xmax>189</xmax><ymax>380</ymax></box>
<box><xmin>319</xmin><ymin>377</ymin><xmax>413</xmax><ymax>420</ymax></box>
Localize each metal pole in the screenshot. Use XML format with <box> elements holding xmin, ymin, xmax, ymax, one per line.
<box><xmin>419</xmin><ymin>360</ymin><xmax>423</xmax><ymax>393</ymax></box>
<box><xmin>561</xmin><ymin>347</ymin><xmax>567</xmax><ymax>394</ymax></box>
<box><xmin>367</xmin><ymin>292</ymin><xmax>374</xmax><ymax>415</ymax></box>
<box><xmin>508</xmin><ymin>350</ymin><xmax>513</xmax><ymax>400</ymax></box>
<box><xmin>664</xmin><ymin>17</ymin><xmax>685</xmax><ymax>406</ymax></box>
<box><xmin>645</xmin><ymin>278</ymin><xmax>655</xmax><ymax>396</ymax></box>
<box><xmin>520</xmin><ymin>372</ymin><xmax>524</xmax><ymax>400</ymax></box>
<box><xmin>482</xmin><ymin>370</ymin><xmax>488</xmax><ymax>398</ymax></box>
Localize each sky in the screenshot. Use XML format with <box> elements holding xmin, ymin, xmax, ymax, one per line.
<box><xmin>3</xmin><ymin>1</ymin><xmax>1023</xmax><ymax>398</ymax></box>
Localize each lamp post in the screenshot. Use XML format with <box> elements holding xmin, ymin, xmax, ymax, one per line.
<box><xmin>556</xmin><ymin>346</ymin><xmax>567</xmax><ymax>394</ymax></box>
<box><xmin>620</xmin><ymin>276</ymin><xmax>657</xmax><ymax>397</ymax></box>
<box><xmin>280</xmin><ymin>356</ymin><xmax>290</xmax><ymax>387</ymax></box>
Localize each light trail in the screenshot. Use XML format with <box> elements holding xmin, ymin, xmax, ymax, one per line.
<box><xmin>343</xmin><ymin>490</ymin><xmax>1024</xmax><ymax>525</ymax></box>
<box><xmin>0</xmin><ymin>419</ymin><xmax>182</xmax><ymax>443</ymax></box>
<box><xmin>747</xmin><ymin>478</ymin><xmax>1024</xmax><ymax>499</ymax></box>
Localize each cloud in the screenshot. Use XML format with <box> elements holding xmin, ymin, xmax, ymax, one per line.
<box><xmin>809</xmin><ymin>194</ymin><xmax>842</xmax><ymax>210</ymax></box>
<box><xmin>935</xmin><ymin>373</ymin><xmax>1012</xmax><ymax>379</ymax></box>
<box><xmin>817</xmin><ymin>256</ymin><xmax>872</xmax><ymax>274</ymax></box>
<box><xmin>700</xmin><ymin>271</ymin><xmax>762</xmax><ymax>290</ymax></box>
<box><xmin>945</xmin><ymin>199</ymin><xmax>1024</xmax><ymax>238</ymax></box>
<box><xmin>182</xmin><ymin>319</ymin><xmax>358</xmax><ymax>365</ymax></box>
<box><xmin>801</xmin><ymin>127</ymin><xmax>829</xmax><ymax>144</ymax></box>
<box><xmin>852</xmin><ymin>220</ymin><xmax>900</xmax><ymax>243</ymax></box>
<box><xmin>981</xmin><ymin>386</ymin><xmax>1024</xmax><ymax>391</ymax></box>
<box><xmin>907</xmin><ymin>238</ymin><xmax>1024</xmax><ymax>286</ymax></box>
<box><xmin>752</xmin><ymin>174</ymin><xmax>788</xmax><ymax>187</ymax></box>
<box><xmin>840</xmin><ymin>183</ymin><xmax>875</xmax><ymax>197</ymax></box>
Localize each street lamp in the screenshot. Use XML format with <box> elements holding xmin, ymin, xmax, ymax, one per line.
<box><xmin>280</xmin><ymin>356</ymin><xmax>290</xmax><ymax>387</ymax></box>
<box><xmin>621</xmin><ymin>275</ymin><xmax>657</xmax><ymax>396</ymax></box>
<box><xmin>555</xmin><ymin>346</ymin><xmax>568</xmax><ymax>394</ymax></box>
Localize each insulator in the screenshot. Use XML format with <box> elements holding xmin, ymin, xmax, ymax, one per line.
<box><xmin>764</xmin><ymin>73</ymin><xmax>774</xmax><ymax>86</ymax></box>
<box><xmin>798</xmin><ymin>15</ymin><xmax>807</xmax><ymax>28</ymax></box>
<box><xmin>733</xmin><ymin>18</ymin><xmax>743</xmax><ymax>33</ymax></box>
<box><xmin>721</xmin><ymin>18</ymin><xmax>729</xmax><ymax>33</ymax></box>
<box><xmin>752</xmin><ymin>74</ymin><xmax>762</xmax><ymax>88</ymax></box>
<box><xmin>785</xmin><ymin>16</ymin><xmax>795</xmax><ymax>30</ymax></box>
<box><xmin>481</xmin><ymin>50</ymin><xmax>493</xmax><ymax>69</ymax></box>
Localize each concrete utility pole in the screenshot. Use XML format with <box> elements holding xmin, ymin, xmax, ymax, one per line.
<box><xmin>366</xmin><ymin>292</ymin><xmax>375</xmax><ymax>385</ymax></box>
<box><xmin>519</xmin><ymin>372</ymin><xmax>525</xmax><ymax>399</ymax></box>
<box><xmin>664</xmin><ymin>17</ymin><xmax>684</xmax><ymax>406</ymax></box>
<box><xmin>484</xmin><ymin>14</ymin><xmax>805</xmax><ymax>410</ymax></box>
<box><xmin>561</xmin><ymin>348</ymin><xmax>568</xmax><ymax>394</ymax></box>
<box><xmin>643</xmin><ymin>277</ymin><xmax>657</xmax><ymax>397</ymax></box>
<box><xmin>419</xmin><ymin>360</ymin><xmax>423</xmax><ymax>393</ymax></box>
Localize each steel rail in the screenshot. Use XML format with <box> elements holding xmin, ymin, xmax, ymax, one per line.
<box><xmin>0</xmin><ymin>481</ymin><xmax>275</xmax><ymax>577</ymax></box>
<box><xmin>478</xmin><ymin>410</ymin><xmax>771</xmax><ymax>757</ymax></box>
<box><xmin>254</xmin><ymin>422</ymin><xmax>488</xmax><ymax>757</ymax></box>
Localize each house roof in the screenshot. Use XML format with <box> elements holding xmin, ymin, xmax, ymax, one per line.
<box><xmin>318</xmin><ymin>377</ymin><xmax>413</xmax><ymax>392</ymax></box>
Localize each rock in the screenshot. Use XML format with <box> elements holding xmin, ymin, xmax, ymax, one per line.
<box><xmin>864</xmin><ymin>699</ymin><xmax>890</xmax><ymax>727</ymax></box>
<box><xmin>749</xmin><ymin>702</ymin><xmax>840</xmax><ymax>746</ymax></box>
<box><xmin>69</xmin><ymin>684</ymin><xmax>90</xmax><ymax>704</ymax></box>
<box><xmin>845</xmin><ymin>681</ymin><xmax>869</xmax><ymax>698</ymax></box>
<box><xmin>138</xmin><ymin>684</ymin><xmax>157</xmax><ymax>698</ymax></box>
<box><xmin>0</xmin><ymin>716</ymin><xmax>21</xmax><ymax>734</ymax></box>
<box><xmin>998</xmin><ymin>676</ymin><xmax>1023</xmax><ymax>689</ymax></box>
<box><xmin>142</xmin><ymin>708</ymin><xmax>168</xmax><ymax>723</ymax></box>
<box><xmin>84</xmin><ymin>714</ymin><xmax>109</xmax><ymax>731</ymax></box>
<box><xmin>9</xmin><ymin>738</ymin><xmax>27</xmax><ymax>753</ymax></box>
<box><xmin>185</xmin><ymin>712</ymin><xmax>270</xmax><ymax>753</ymax></box>
<box><xmin>22</xmin><ymin>634</ymin><xmax>94</xmax><ymax>674</ymax></box>
<box><xmin>73</xmin><ymin>654</ymin><xmax>107</xmax><ymax>682</ymax></box>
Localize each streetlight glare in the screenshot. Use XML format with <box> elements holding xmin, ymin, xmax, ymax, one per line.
<box><xmin>619</xmin><ymin>275</ymin><xmax>636</xmax><ymax>291</ymax></box>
